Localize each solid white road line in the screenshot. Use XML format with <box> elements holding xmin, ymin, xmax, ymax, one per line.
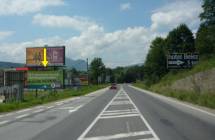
<box><xmin>15</xmin><ymin>113</ymin><xmax>30</xmax><ymax>119</ymax></box>
<box><xmin>124</xmin><ymin>88</ymin><xmax>160</xmax><ymax>140</ymax></box>
<box><xmin>130</xmin><ymin>85</ymin><xmax>215</xmax><ymax>118</ymax></box>
<box><xmin>0</xmin><ymin>120</ymin><xmax>10</xmax><ymax>125</ymax></box>
<box><xmin>77</xmin><ymin>88</ymin><xmax>122</xmax><ymax>140</ymax></box>
<box><xmin>82</xmin><ymin>131</ymin><xmax>152</xmax><ymax>140</ymax></box>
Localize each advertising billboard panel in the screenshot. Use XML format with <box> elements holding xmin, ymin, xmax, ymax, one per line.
<box><xmin>27</xmin><ymin>70</ymin><xmax>64</xmax><ymax>89</ymax></box>
<box><xmin>26</xmin><ymin>46</ymin><xmax>65</xmax><ymax>67</ymax></box>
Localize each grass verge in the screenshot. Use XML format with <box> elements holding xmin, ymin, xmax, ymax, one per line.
<box><xmin>0</xmin><ymin>84</ymin><xmax>108</xmax><ymax>113</ymax></box>
<box><xmin>134</xmin><ymin>81</ymin><xmax>215</xmax><ymax>109</ymax></box>
<box><xmin>133</xmin><ymin>56</ymin><xmax>215</xmax><ymax>109</ymax></box>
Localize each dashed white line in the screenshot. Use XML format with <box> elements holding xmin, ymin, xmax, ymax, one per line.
<box><xmin>16</xmin><ymin>108</ymin><xmax>32</xmax><ymax>113</ymax></box>
<box><xmin>33</xmin><ymin>109</ymin><xmax>44</xmax><ymax>113</ymax></box>
<box><xmin>47</xmin><ymin>106</ymin><xmax>54</xmax><ymax>109</ymax></box>
<box><xmin>0</xmin><ymin>120</ymin><xmax>10</xmax><ymax>125</ymax></box>
<box><xmin>15</xmin><ymin>113</ymin><xmax>30</xmax><ymax>119</ymax></box>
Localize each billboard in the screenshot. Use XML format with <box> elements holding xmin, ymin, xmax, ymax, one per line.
<box><xmin>27</xmin><ymin>70</ymin><xmax>64</xmax><ymax>89</ymax></box>
<box><xmin>26</xmin><ymin>46</ymin><xmax>65</xmax><ymax>67</ymax></box>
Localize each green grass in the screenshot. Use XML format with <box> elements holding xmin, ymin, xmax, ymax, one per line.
<box><xmin>133</xmin><ymin>56</ymin><xmax>215</xmax><ymax>109</ymax></box>
<box><xmin>134</xmin><ymin>83</ymin><xmax>215</xmax><ymax>109</ymax></box>
<box><xmin>0</xmin><ymin>84</ymin><xmax>108</xmax><ymax>113</ymax></box>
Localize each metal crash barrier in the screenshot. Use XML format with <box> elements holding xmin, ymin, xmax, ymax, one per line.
<box><xmin>0</xmin><ymin>84</ymin><xmax>23</xmax><ymax>103</ymax></box>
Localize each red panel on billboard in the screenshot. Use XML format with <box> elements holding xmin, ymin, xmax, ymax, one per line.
<box><xmin>16</xmin><ymin>67</ymin><xmax>30</xmax><ymax>71</ymax></box>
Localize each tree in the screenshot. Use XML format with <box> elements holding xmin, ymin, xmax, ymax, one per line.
<box><xmin>105</xmin><ymin>68</ymin><xmax>115</xmax><ymax>83</ymax></box>
<box><xmin>196</xmin><ymin>24</ymin><xmax>215</xmax><ymax>55</ymax></box>
<box><xmin>113</xmin><ymin>67</ymin><xmax>125</xmax><ymax>83</ymax></box>
<box><xmin>196</xmin><ymin>0</ymin><xmax>215</xmax><ymax>55</ymax></box>
<box><xmin>89</xmin><ymin>58</ymin><xmax>105</xmax><ymax>84</ymax></box>
<box><xmin>200</xmin><ymin>0</ymin><xmax>215</xmax><ymax>26</ymax></box>
<box><xmin>144</xmin><ymin>37</ymin><xmax>167</xmax><ymax>85</ymax></box>
<box><xmin>166</xmin><ymin>24</ymin><xmax>195</xmax><ymax>53</ymax></box>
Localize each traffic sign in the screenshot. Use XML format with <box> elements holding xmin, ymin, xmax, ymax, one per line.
<box><xmin>167</xmin><ymin>53</ymin><xmax>199</xmax><ymax>69</ymax></box>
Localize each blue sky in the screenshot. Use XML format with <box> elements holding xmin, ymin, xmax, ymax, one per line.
<box><xmin>0</xmin><ymin>0</ymin><xmax>202</xmax><ymax>67</ymax></box>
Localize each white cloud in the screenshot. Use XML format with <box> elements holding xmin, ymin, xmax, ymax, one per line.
<box><xmin>0</xmin><ymin>0</ymin><xmax>203</xmax><ymax>67</ymax></box>
<box><xmin>33</xmin><ymin>14</ymin><xmax>97</xmax><ymax>31</ymax></box>
<box><xmin>151</xmin><ymin>0</ymin><xmax>202</xmax><ymax>32</ymax></box>
<box><xmin>0</xmin><ymin>31</ymin><xmax>14</xmax><ymax>40</ymax></box>
<box><xmin>120</xmin><ymin>3</ymin><xmax>131</xmax><ymax>11</ymax></box>
<box><xmin>0</xmin><ymin>27</ymin><xmax>159</xmax><ymax>67</ymax></box>
<box><xmin>0</xmin><ymin>0</ymin><xmax>64</xmax><ymax>15</ymax></box>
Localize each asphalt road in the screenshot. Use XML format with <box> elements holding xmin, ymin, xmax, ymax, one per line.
<box><xmin>0</xmin><ymin>85</ymin><xmax>215</xmax><ymax>140</ymax></box>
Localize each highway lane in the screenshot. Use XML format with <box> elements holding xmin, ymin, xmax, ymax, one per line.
<box><xmin>125</xmin><ymin>85</ymin><xmax>215</xmax><ymax>140</ymax></box>
<box><xmin>0</xmin><ymin>85</ymin><xmax>215</xmax><ymax>140</ymax></box>
<box><xmin>0</xmin><ymin>87</ymin><xmax>111</xmax><ymax>140</ymax></box>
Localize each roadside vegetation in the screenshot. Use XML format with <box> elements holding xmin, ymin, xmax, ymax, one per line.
<box><xmin>133</xmin><ymin>56</ymin><xmax>215</xmax><ymax>109</ymax></box>
<box><xmin>133</xmin><ymin>0</ymin><xmax>215</xmax><ymax>109</ymax></box>
<box><xmin>0</xmin><ymin>84</ymin><xmax>108</xmax><ymax>113</ymax></box>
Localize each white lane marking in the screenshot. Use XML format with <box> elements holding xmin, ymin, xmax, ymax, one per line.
<box><xmin>58</xmin><ymin>107</ymin><xmax>76</xmax><ymax>110</ymax></box>
<box><xmin>137</xmin><ymin>138</ymin><xmax>156</xmax><ymax>140</ymax></box>
<box><xmin>15</xmin><ymin>113</ymin><xmax>30</xmax><ymax>119</ymax></box>
<box><xmin>124</xmin><ymin>88</ymin><xmax>160</xmax><ymax>140</ymax></box>
<box><xmin>16</xmin><ymin>108</ymin><xmax>32</xmax><ymax>113</ymax></box>
<box><xmin>77</xmin><ymin>88</ymin><xmax>121</xmax><ymax>140</ymax></box>
<box><xmin>34</xmin><ymin>106</ymin><xmax>44</xmax><ymax>109</ymax></box>
<box><xmin>111</xmin><ymin>101</ymin><xmax>131</xmax><ymax>105</ymax></box>
<box><xmin>82</xmin><ymin>131</ymin><xmax>152</xmax><ymax>140</ymax></box>
<box><xmin>56</xmin><ymin>102</ymin><xmax>64</xmax><ymax>106</ymax></box>
<box><xmin>68</xmin><ymin>105</ymin><xmax>83</xmax><ymax>114</ymax></box>
<box><xmin>47</xmin><ymin>106</ymin><xmax>54</xmax><ymax>109</ymax></box>
<box><xmin>0</xmin><ymin>120</ymin><xmax>10</xmax><ymax>125</ymax></box>
<box><xmin>4</xmin><ymin>113</ymin><xmax>14</xmax><ymax>117</ymax></box>
<box><xmin>130</xmin><ymin>85</ymin><xmax>215</xmax><ymax>118</ymax></box>
<box><xmin>33</xmin><ymin>109</ymin><xmax>44</xmax><ymax>113</ymax></box>
<box><xmin>126</xmin><ymin>121</ymin><xmax>130</xmax><ymax>133</ymax></box>
<box><xmin>100</xmin><ymin>114</ymin><xmax>140</xmax><ymax>119</ymax></box>
<box><xmin>101</xmin><ymin>111</ymin><xmax>138</xmax><ymax>116</ymax></box>
<box><xmin>103</xmin><ymin>109</ymin><xmax>137</xmax><ymax>113</ymax></box>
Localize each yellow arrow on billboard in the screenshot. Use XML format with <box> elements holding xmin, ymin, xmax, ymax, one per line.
<box><xmin>41</xmin><ymin>48</ymin><xmax>48</xmax><ymax>67</ymax></box>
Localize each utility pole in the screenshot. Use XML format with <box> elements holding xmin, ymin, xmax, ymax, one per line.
<box><xmin>87</xmin><ymin>58</ymin><xmax>89</xmax><ymax>86</ymax></box>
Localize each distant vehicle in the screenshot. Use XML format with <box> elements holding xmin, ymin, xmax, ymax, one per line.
<box><xmin>110</xmin><ymin>83</ymin><xmax>117</xmax><ymax>90</ymax></box>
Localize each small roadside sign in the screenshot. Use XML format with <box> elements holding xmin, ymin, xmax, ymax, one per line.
<box><xmin>167</xmin><ymin>53</ymin><xmax>199</xmax><ymax>69</ymax></box>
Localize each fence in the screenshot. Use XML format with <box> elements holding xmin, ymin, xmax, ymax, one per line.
<box><xmin>0</xmin><ymin>84</ymin><xmax>23</xmax><ymax>103</ymax></box>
